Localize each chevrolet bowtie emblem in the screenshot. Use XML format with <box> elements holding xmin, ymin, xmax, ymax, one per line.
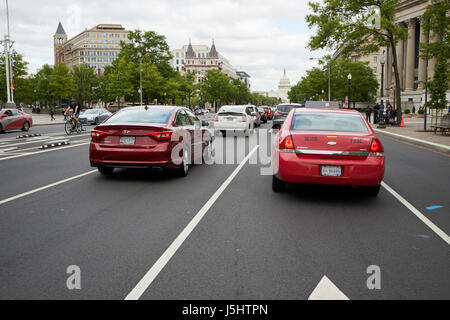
<box><xmin>327</xmin><ymin>141</ymin><xmax>337</xmax><ymax>146</ymax></box>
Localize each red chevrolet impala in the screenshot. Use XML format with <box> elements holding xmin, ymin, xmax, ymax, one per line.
<box><xmin>90</xmin><ymin>106</ymin><xmax>212</xmax><ymax>177</ymax></box>
<box><xmin>272</xmin><ymin>108</ymin><xmax>385</xmax><ymax>196</ymax></box>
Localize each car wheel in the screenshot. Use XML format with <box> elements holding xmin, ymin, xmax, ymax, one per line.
<box><xmin>95</xmin><ymin>117</ymin><xmax>99</xmax><ymax>125</ymax></box>
<box><xmin>272</xmin><ymin>175</ymin><xmax>286</xmax><ymax>192</ymax></box>
<box><xmin>98</xmin><ymin>166</ymin><xmax>114</xmax><ymax>175</ymax></box>
<box><xmin>175</xmin><ymin>148</ymin><xmax>189</xmax><ymax>177</ymax></box>
<box><xmin>22</xmin><ymin>121</ymin><xmax>30</xmax><ymax>132</ymax></box>
<box><xmin>363</xmin><ymin>185</ymin><xmax>380</xmax><ymax>197</ymax></box>
<box><xmin>0</xmin><ymin>124</ymin><xmax>3</xmax><ymax>133</ymax></box>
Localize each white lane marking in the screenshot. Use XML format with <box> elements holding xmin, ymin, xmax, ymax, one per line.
<box><xmin>382</xmin><ymin>182</ymin><xmax>450</xmax><ymax>246</ymax></box>
<box><xmin>0</xmin><ymin>147</ymin><xmax>18</xmax><ymax>152</ymax></box>
<box><xmin>0</xmin><ymin>141</ymin><xmax>90</xmax><ymax>161</ymax></box>
<box><xmin>308</xmin><ymin>276</ymin><xmax>349</xmax><ymax>300</ymax></box>
<box><xmin>125</xmin><ymin>145</ymin><xmax>260</xmax><ymax>300</ymax></box>
<box><xmin>0</xmin><ymin>170</ymin><xmax>97</xmax><ymax>206</ymax></box>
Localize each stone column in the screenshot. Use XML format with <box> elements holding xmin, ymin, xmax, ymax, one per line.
<box><xmin>417</xmin><ymin>17</ymin><xmax>428</xmax><ymax>90</ymax></box>
<box><xmin>405</xmin><ymin>19</ymin><xmax>417</xmax><ymax>91</ymax></box>
<box><xmin>396</xmin><ymin>28</ymin><xmax>405</xmax><ymax>89</ymax></box>
<box><xmin>427</xmin><ymin>30</ymin><xmax>439</xmax><ymax>80</ymax></box>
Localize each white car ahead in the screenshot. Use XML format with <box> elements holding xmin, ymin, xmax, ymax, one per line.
<box><xmin>214</xmin><ymin>105</ymin><xmax>255</xmax><ymax>137</ymax></box>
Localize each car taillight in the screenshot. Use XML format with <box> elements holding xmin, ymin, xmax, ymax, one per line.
<box><xmin>275</xmin><ymin>111</ymin><xmax>281</xmax><ymax>116</ymax></box>
<box><xmin>214</xmin><ymin>115</ymin><xmax>219</xmax><ymax>122</ymax></box>
<box><xmin>279</xmin><ymin>135</ymin><xmax>294</xmax><ymax>150</ymax></box>
<box><xmin>91</xmin><ymin>130</ymin><xmax>108</xmax><ymax>141</ymax></box>
<box><xmin>242</xmin><ymin>116</ymin><xmax>247</xmax><ymax>122</ymax></box>
<box><xmin>370</xmin><ymin>138</ymin><xmax>383</xmax><ymax>153</ymax></box>
<box><xmin>149</xmin><ymin>131</ymin><xmax>173</xmax><ymax>141</ymax></box>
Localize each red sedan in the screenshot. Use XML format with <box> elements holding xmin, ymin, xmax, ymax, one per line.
<box><xmin>89</xmin><ymin>106</ymin><xmax>212</xmax><ymax>177</ymax></box>
<box><xmin>272</xmin><ymin>108</ymin><xmax>385</xmax><ymax>196</ymax></box>
<box><xmin>0</xmin><ymin>108</ymin><xmax>33</xmax><ymax>133</ymax></box>
<box><xmin>263</xmin><ymin>106</ymin><xmax>274</xmax><ymax>120</ymax></box>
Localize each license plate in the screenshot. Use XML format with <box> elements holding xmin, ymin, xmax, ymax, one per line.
<box><xmin>226</xmin><ymin>117</ymin><xmax>235</xmax><ymax>121</ymax></box>
<box><xmin>120</xmin><ymin>136</ymin><xmax>135</xmax><ymax>145</ymax></box>
<box><xmin>320</xmin><ymin>165</ymin><xmax>342</xmax><ymax>177</ymax></box>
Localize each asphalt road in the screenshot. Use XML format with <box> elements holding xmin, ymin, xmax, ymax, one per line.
<box><xmin>0</xmin><ymin>122</ymin><xmax>449</xmax><ymax>300</ymax></box>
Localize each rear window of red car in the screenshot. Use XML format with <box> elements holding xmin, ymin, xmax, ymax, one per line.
<box><xmin>291</xmin><ymin>113</ymin><xmax>369</xmax><ymax>133</ymax></box>
<box><xmin>106</xmin><ymin>108</ymin><xmax>173</xmax><ymax>124</ymax></box>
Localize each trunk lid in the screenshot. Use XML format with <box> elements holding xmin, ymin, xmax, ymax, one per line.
<box><xmin>290</xmin><ymin>131</ymin><xmax>373</xmax><ymax>160</ymax></box>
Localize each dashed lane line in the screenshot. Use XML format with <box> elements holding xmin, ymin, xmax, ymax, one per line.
<box><xmin>125</xmin><ymin>145</ymin><xmax>260</xmax><ymax>300</ymax></box>
<box><xmin>382</xmin><ymin>181</ymin><xmax>450</xmax><ymax>246</ymax></box>
<box><xmin>0</xmin><ymin>170</ymin><xmax>97</xmax><ymax>206</ymax></box>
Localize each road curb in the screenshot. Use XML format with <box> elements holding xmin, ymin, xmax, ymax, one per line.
<box><xmin>374</xmin><ymin>129</ymin><xmax>450</xmax><ymax>154</ymax></box>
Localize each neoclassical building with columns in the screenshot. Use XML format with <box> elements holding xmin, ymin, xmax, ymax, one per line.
<box><xmin>334</xmin><ymin>0</ymin><xmax>448</xmax><ymax>109</ymax></box>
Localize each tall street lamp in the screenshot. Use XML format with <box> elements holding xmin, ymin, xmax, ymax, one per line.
<box><xmin>380</xmin><ymin>51</ymin><xmax>385</xmax><ymax>106</ymax></box>
<box><xmin>137</xmin><ymin>52</ymin><xmax>143</xmax><ymax>106</ymax></box>
<box><xmin>414</xmin><ymin>79</ymin><xmax>428</xmax><ymax>131</ymax></box>
<box><xmin>347</xmin><ymin>73</ymin><xmax>352</xmax><ymax>108</ymax></box>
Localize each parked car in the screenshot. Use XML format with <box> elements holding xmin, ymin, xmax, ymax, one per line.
<box><xmin>272</xmin><ymin>103</ymin><xmax>304</xmax><ymax>128</ymax></box>
<box><xmin>79</xmin><ymin>108</ymin><xmax>112</xmax><ymax>125</ymax></box>
<box><xmin>213</xmin><ymin>105</ymin><xmax>255</xmax><ymax>137</ymax></box>
<box><xmin>272</xmin><ymin>108</ymin><xmax>385</xmax><ymax>196</ymax></box>
<box><xmin>89</xmin><ymin>106</ymin><xmax>212</xmax><ymax>177</ymax></box>
<box><xmin>258</xmin><ymin>107</ymin><xmax>268</xmax><ymax>123</ymax></box>
<box><xmin>0</xmin><ymin>108</ymin><xmax>33</xmax><ymax>133</ymax></box>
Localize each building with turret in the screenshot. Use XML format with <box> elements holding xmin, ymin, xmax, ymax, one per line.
<box><xmin>171</xmin><ymin>40</ymin><xmax>238</xmax><ymax>83</ymax></box>
<box><xmin>53</xmin><ymin>23</ymin><xmax>131</xmax><ymax>75</ymax></box>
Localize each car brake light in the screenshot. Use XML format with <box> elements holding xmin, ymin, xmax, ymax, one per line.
<box><xmin>149</xmin><ymin>131</ymin><xmax>173</xmax><ymax>141</ymax></box>
<box><xmin>279</xmin><ymin>135</ymin><xmax>294</xmax><ymax>150</ymax></box>
<box><xmin>214</xmin><ymin>115</ymin><xmax>219</xmax><ymax>122</ymax></box>
<box><xmin>91</xmin><ymin>130</ymin><xmax>108</xmax><ymax>140</ymax></box>
<box><xmin>242</xmin><ymin>116</ymin><xmax>247</xmax><ymax>122</ymax></box>
<box><xmin>370</xmin><ymin>138</ymin><xmax>383</xmax><ymax>153</ymax></box>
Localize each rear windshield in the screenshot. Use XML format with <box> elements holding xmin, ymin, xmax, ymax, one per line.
<box><xmin>105</xmin><ymin>108</ymin><xmax>172</xmax><ymax>124</ymax></box>
<box><xmin>218</xmin><ymin>106</ymin><xmax>245</xmax><ymax>114</ymax></box>
<box><xmin>291</xmin><ymin>113</ymin><xmax>369</xmax><ymax>133</ymax></box>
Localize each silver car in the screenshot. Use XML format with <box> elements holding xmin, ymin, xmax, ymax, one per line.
<box><xmin>79</xmin><ymin>108</ymin><xmax>112</xmax><ymax>125</ymax></box>
<box><xmin>247</xmin><ymin>105</ymin><xmax>261</xmax><ymax>127</ymax></box>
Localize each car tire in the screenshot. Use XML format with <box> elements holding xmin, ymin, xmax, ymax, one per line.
<box><xmin>363</xmin><ymin>185</ymin><xmax>380</xmax><ymax>197</ymax></box>
<box><xmin>272</xmin><ymin>175</ymin><xmax>286</xmax><ymax>192</ymax></box>
<box><xmin>22</xmin><ymin>121</ymin><xmax>30</xmax><ymax>132</ymax></box>
<box><xmin>175</xmin><ymin>148</ymin><xmax>189</xmax><ymax>177</ymax></box>
<box><xmin>98</xmin><ymin>166</ymin><xmax>114</xmax><ymax>175</ymax></box>
<box><xmin>95</xmin><ymin>117</ymin><xmax>99</xmax><ymax>125</ymax></box>
<box><xmin>0</xmin><ymin>124</ymin><xmax>3</xmax><ymax>133</ymax></box>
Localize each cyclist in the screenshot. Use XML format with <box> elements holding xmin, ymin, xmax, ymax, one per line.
<box><xmin>65</xmin><ymin>100</ymin><xmax>81</xmax><ymax>130</ymax></box>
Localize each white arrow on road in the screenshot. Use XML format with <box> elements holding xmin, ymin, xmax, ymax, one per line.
<box><xmin>308</xmin><ymin>275</ymin><xmax>349</xmax><ymax>300</ymax></box>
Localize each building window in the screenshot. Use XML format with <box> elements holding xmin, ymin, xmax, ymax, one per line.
<box><xmin>374</xmin><ymin>56</ymin><xmax>377</xmax><ymax>63</ymax></box>
<box><xmin>373</xmin><ymin>67</ymin><xmax>377</xmax><ymax>73</ymax></box>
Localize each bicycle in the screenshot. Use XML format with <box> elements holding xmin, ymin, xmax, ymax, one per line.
<box><xmin>65</xmin><ymin>114</ymin><xmax>84</xmax><ymax>135</ymax></box>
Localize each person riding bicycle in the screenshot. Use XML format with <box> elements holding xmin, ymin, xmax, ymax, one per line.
<box><xmin>65</xmin><ymin>99</ymin><xmax>81</xmax><ymax>130</ymax></box>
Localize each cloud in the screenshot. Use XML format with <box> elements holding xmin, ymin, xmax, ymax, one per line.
<box><xmin>2</xmin><ymin>0</ymin><xmax>327</xmax><ymax>91</ymax></box>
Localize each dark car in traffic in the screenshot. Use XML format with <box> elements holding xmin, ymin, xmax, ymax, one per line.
<box><xmin>272</xmin><ymin>103</ymin><xmax>304</xmax><ymax>128</ymax></box>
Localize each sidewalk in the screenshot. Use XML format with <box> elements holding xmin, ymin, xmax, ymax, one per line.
<box><xmin>372</xmin><ymin>117</ymin><xmax>450</xmax><ymax>154</ymax></box>
<box><xmin>31</xmin><ymin>113</ymin><xmax>66</xmax><ymax>126</ymax></box>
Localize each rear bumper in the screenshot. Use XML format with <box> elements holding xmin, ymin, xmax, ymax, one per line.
<box><xmin>213</xmin><ymin>122</ymin><xmax>249</xmax><ymax>131</ymax></box>
<box><xmin>274</xmin><ymin>152</ymin><xmax>385</xmax><ymax>186</ymax></box>
<box><xmin>89</xmin><ymin>142</ymin><xmax>180</xmax><ymax>169</ymax></box>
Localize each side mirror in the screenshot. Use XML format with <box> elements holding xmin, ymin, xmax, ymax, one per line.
<box><xmin>201</xmin><ymin>120</ymin><xmax>209</xmax><ymax>127</ymax></box>
<box><xmin>272</xmin><ymin>123</ymin><xmax>281</xmax><ymax>130</ymax></box>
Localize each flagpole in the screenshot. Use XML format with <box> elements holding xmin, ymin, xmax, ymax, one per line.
<box><xmin>6</xmin><ymin>0</ymin><xmax>15</xmax><ymax>105</ymax></box>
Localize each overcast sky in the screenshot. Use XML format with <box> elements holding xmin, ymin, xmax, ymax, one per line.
<box><xmin>2</xmin><ymin>0</ymin><xmax>326</xmax><ymax>91</ymax></box>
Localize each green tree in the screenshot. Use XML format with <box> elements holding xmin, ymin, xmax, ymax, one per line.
<box><xmin>420</xmin><ymin>0</ymin><xmax>449</xmax><ymax>110</ymax></box>
<box><xmin>104</xmin><ymin>58</ymin><xmax>134</xmax><ymax>107</ymax></box>
<box><xmin>72</xmin><ymin>64</ymin><xmax>99</xmax><ymax>107</ymax></box>
<box><xmin>307</xmin><ymin>0</ymin><xmax>408</xmax><ymax>121</ymax></box>
<box><xmin>200</xmin><ymin>69</ymin><xmax>234</xmax><ymax>111</ymax></box>
<box><xmin>36</xmin><ymin>64</ymin><xmax>54</xmax><ymax>106</ymax></box>
<box><xmin>179</xmin><ymin>71</ymin><xmax>198</xmax><ymax>108</ymax></box>
<box><xmin>231</xmin><ymin>79</ymin><xmax>251</xmax><ymax>104</ymax></box>
<box><xmin>49</xmin><ymin>63</ymin><xmax>73</xmax><ymax>105</ymax></box>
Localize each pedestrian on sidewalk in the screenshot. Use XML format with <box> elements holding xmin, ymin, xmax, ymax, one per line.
<box><xmin>373</xmin><ymin>103</ymin><xmax>380</xmax><ymax>124</ymax></box>
<box><xmin>365</xmin><ymin>105</ymin><xmax>371</xmax><ymax>122</ymax></box>
<box><xmin>412</xmin><ymin>106</ymin><xmax>416</xmax><ymax>114</ymax></box>
<box><xmin>50</xmin><ymin>106</ymin><xmax>56</xmax><ymax>121</ymax></box>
